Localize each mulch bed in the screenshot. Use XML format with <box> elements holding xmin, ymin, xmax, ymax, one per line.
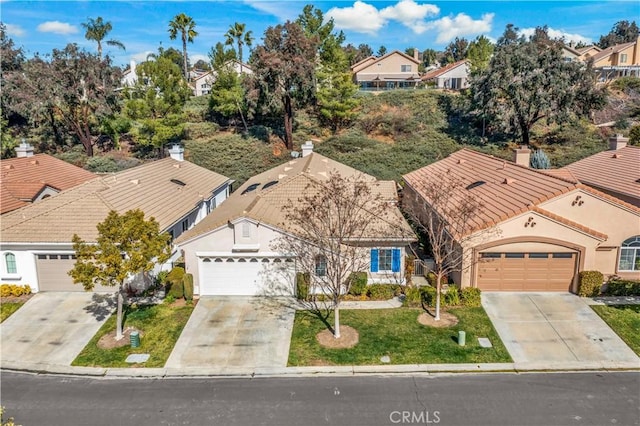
<box><xmin>97</xmin><ymin>327</ymin><xmax>144</xmax><ymax>350</ymax></box>
<box><xmin>1</xmin><ymin>294</ymin><xmax>34</xmax><ymax>304</ymax></box>
<box><xmin>316</xmin><ymin>325</ymin><xmax>359</xmax><ymax>349</ymax></box>
<box><xmin>417</xmin><ymin>311</ymin><xmax>459</xmax><ymax>328</ymax></box>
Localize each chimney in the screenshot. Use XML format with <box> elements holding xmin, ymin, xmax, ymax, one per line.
<box><xmin>168</xmin><ymin>144</ymin><xmax>184</xmax><ymax>161</ymax></box>
<box><xmin>413</xmin><ymin>48</ymin><xmax>419</xmax><ymax>61</ymax></box>
<box><xmin>15</xmin><ymin>140</ymin><xmax>34</xmax><ymax>158</ymax></box>
<box><xmin>609</xmin><ymin>134</ymin><xmax>628</xmax><ymax>150</ymax></box>
<box><xmin>512</xmin><ymin>146</ymin><xmax>531</xmax><ymax>167</ymax></box>
<box><xmin>301</xmin><ymin>141</ymin><xmax>314</xmax><ymax>157</ymax></box>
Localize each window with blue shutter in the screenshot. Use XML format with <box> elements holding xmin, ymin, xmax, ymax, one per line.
<box><xmin>370</xmin><ymin>248</ymin><xmax>379</xmax><ymax>272</ymax></box>
<box><xmin>391</xmin><ymin>248</ymin><xmax>401</xmax><ymax>273</ymax></box>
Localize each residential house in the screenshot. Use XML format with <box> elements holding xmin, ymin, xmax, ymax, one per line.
<box><xmin>0</xmin><ymin>145</ymin><xmax>231</xmax><ymax>292</ymax></box>
<box><xmin>561</xmin><ymin>135</ymin><xmax>640</xmax><ymax>208</ymax></box>
<box><xmin>575</xmin><ymin>45</ymin><xmax>602</xmax><ymax>62</ymax></box>
<box><xmin>590</xmin><ymin>36</ymin><xmax>640</xmax><ymax>80</ymax></box>
<box><xmin>121</xmin><ymin>60</ymin><xmax>138</xmax><ymax>87</ymax></box>
<box><xmin>1</xmin><ymin>143</ymin><xmax>96</xmax><ymax>214</ymax></box>
<box><xmin>421</xmin><ymin>60</ymin><xmax>470</xmax><ymax>90</ymax></box>
<box><xmin>560</xmin><ymin>45</ymin><xmax>582</xmax><ymax>63</ymax></box>
<box><xmin>192</xmin><ymin>61</ymin><xmax>253</xmax><ymax>96</ymax></box>
<box><xmin>175</xmin><ymin>142</ymin><xmax>415</xmax><ymax>296</ymax></box>
<box><xmin>351</xmin><ymin>50</ymin><xmax>421</xmax><ymax>91</ymax></box>
<box><xmin>403</xmin><ymin>148</ymin><xmax>640</xmax><ymax>293</ymax></box>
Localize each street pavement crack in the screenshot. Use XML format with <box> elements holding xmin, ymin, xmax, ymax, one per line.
<box><xmin>412</xmin><ymin>376</ymin><xmax>428</xmax><ymax>410</ymax></box>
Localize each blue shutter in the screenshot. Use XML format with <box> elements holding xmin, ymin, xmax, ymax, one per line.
<box><xmin>370</xmin><ymin>248</ymin><xmax>379</xmax><ymax>273</ymax></box>
<box><xmin>391</xmin><ymin>248</ymin><xmax>401</xmax><ymax>273</ymax></box>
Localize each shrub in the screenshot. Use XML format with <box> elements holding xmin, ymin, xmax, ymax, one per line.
<box><xmin>166</xmin><ymin>266</ymin><xmax>185</xmax><ymax>286</ymax></box>
<box><xmin>426</xmin><ymin>271</ymin><xmax>447</xmax><ymax>287</ymax></box>
<box><xmin>183</xmin><ymin>273</ymin><xmax>194</xmax><ymax>301</ymax></box>
<box><xmin>0</xmin><ymin>285</ymin><xmax>12</xmax><ymax>298</ymax></box>
<box><xmin>1</xmin><ymin>284</ymin><xmax>31</xmax><ymax>298</ymax></box>
<box><xmin>578</xmin><ymin>271</ymin><xmax>604</xmax><ymax>297</ymax></box>
<box><xmin>296</xmin><ymin>272</ymin><xmax>310</xmax><ymax>301</ymax></box>
<box><xmin>444</xmin><ymin>286</ymin><xmax>460</xmax><ymax>306</ymax></box>
<box><xmin>347</xmin><ymin>272</ymin><xmax>368</xmax><ymax>296</ymax></box>
<box><xmin>166</xmin><ymin>266</ymin><xmax>185</xmax><ymax>299</ymax></box>
<box><xmin>403</xmin><ymin>286</ymin><xmax>422</xmax><ymax>307</ymax></box>
<box><xmin>420</xmin><ymin>286</ymin><xmax>437</xmax><ymax>307</ymax></box>
<box><xmin>461</xmin><ymin>287</ymin><xmax>482</xmax><ymax>307</ymax></box>
<box><xmin>604</xmin><ymin>277</ymin><xmax>640</xmax><ymax>296</ymax></box>
<box><xmin>367</xmin><ymin>284</ymin><xmax>401</xmax><ymax>300</ymax></box>
<box><xmin>530</xmin><ymin>149</ymin><xmax>551</xmax><ymax>169</ymax></box>
<box><xmin>84</xmin><ymin>156</ymin><xmax>119</xmax><ymax>173</ymax></box>
<box><xmin>155</xmin><ymin>270</ymin><xmax>169</xmax><ymax>287</ymax></box>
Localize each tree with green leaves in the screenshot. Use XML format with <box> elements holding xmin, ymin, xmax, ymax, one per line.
<box><xmin>377</xmin><ymin>45</ymin><xmax>387</xmax><ymax>57</ymax></box>
<box><xmin>316</xmin><ymin>64</ymin><xmax>359</xmax><ymax>133</ymax></box>
<box><xmin>421</xmin><ymin>48</ymin><xmax>438</xmax><ymax>68</ymax></box>
<box><xmin>208</xmin><ymin>42</ymin><xmax>237</xmax><ymax>71</ymax></box>
<box><xmin>297</xmin><ymin>5</ymin><xmax>347</xmax><ymax>70</ymax></box>
<box><xmin>69</xmin><ymin>209</ymin><xmax>171</xmax><ymax>340</ymax></box>
<box><xmin>168</xmin><ymin>13</ymin><xmax>198</xmax><ymax>79</ymax></box>
<box><xmin>598</xmin><ymin>20</ymin><xmax>639</xmax><ymax>49</ymax></box>
<box><xmin>443</xmin><ymin>37</ymin><xmax>469</xmax><ymax>64</ymax></box>
<box><xmin>225</xmin><ymin>22</ymin><xmax>253</xmax><ymax>71</ymax></box>
<box><xmin>247</xmin><ymin>21</ymin><xmax>318</xmax><ymax>150</ymax></box>
<box><xmin>530</xmin><ymin>149</ymin><xmax>551</xmax><ymax>169</ymax></box>
<box><xmin>471</xmin><ymin>25</ymin><xmax>607</xmax><ymax>146</ymax></box>
<box><xmin>209</xmin><ymin>65</ymin><xmax>248</xmax><ymax>132</ymax></box>
<box><xmin>467</xmin><ymin>35</ymin><xmax>494</xmax><ymax>74</ymax></box>
<box><xmin>81</xmin><ymin>17</ymin><xmax>125</xmax><ymax>59</ymax></box>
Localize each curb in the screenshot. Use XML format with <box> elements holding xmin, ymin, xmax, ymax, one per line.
<box><xmin>2</xmin><ymin>361</ymin><xmax>638</xmax><ymax>379</ymax></box>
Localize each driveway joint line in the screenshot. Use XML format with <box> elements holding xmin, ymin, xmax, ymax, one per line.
<box><xmin>528</xmin><ymin>295</ymin><xmax>580</xmax><ymax>362</ymax></box>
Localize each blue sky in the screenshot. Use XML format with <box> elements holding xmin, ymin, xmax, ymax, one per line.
<box><xmin>2</xmin><ymin>1</ymin><xmax>638</xmax><ymax>67</ymax></box>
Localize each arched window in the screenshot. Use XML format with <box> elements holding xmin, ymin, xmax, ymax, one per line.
<box><xmin>5</xmin><ymin>253</ymin><xmax>16</xmax><ymax>274</ymax></box>
<box><xmin>619</xmin><ymin>236</ymin><xmax>640</xmax><ymax>271</ymax></box>
<box><xmin>315</xmin><ymin>255</ymin><xmax>327</xmax><ymax>277</ymax></box>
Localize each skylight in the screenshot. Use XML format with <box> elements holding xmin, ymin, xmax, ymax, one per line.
<box><xmin>241</xmin><ymin>183</ymin><xmax>260</xmax><ymax>195</ymax></box>
<box><xmin>466</xmin><ymin>181</ymin><xmax>486</xmax><ymax>190</ymax></box>
<box><xmin>262</xmin><ymin>180</ymin><xmax>278</xmax><ymax>190</ymax></box>
<box><xmin>170</xmin><ymin>178</ymin><xmax>186</xmax><ymax>187</ymax></box>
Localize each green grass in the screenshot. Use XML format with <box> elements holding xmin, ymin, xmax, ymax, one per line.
<box><xmin>591</xmin><ymin>305</ymin><xmax>640</xmax><ymax>355</ymax></box>
<box><xmin>0</xmin><ymin>302</ymin><xmax>25</xmax><ymax>322</ymax></box>
<box><xmin>72</xmin><ymin>303</ymin><xmax>194</xmax><ymax>368</ymax></box>
<box><xmin>288</xmin><ymin>307</ymin><xmax>511</xmax><ymax>366</ymax></box>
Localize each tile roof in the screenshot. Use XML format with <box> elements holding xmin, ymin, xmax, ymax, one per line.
<box><xmin>421</xmin><ymin>60</ymin><xmax>469</xmax><ymax>80</ymax></box>
<box><xmin>350</xmin><ymin>50</ymin><xmax>420</xmax><ymax>73</ymax></box>
<box><xmin>1</xmin><ymin>154</ymin><xmax>96</xmax><ymax>214</ymax></box>
<box><xmin>563</xmin><ymin>146</ymin><xmax>640</xmax><ymax>202</ymax></box>
<box><xmin>590</xmin><ymin>40</ymin><xmax>637</xmax><ymax>63</ymax></box>
<box><xmin>403</xmin><ymin>149</ymin><xmax>580</xmax><ymax>235</ymax></box>
<box><xmin>1</xmin><ymin>158</ymin><xmax>230</xmax><ymax>243</ymax></box>
<box><xmin>176</xmin><ymin>152</ymin><xmax>414</xmax><ymax>244</ymax></box>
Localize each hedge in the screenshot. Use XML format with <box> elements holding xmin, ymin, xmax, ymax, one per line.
<box><xmin>578</xmin><ymin>271</ymin><xmax>604</xmax><ymax>297</ymax></box>
<box><xmin>604</xmin><ymin>277</ymin><xmax>640</xmax><ymax>296</ymax></box>
<box><xmin>403</xmin><ymin>285</ymin><xmax>481</xmax><ymax>308</ymax></box>
<box><xmin>347</xmin><ymin>272</ymin><xmax>368</xmax><ymax>296</ymax></box>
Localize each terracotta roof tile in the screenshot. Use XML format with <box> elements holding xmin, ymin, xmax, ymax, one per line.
<box><xmin>421</xmin><ymin>60</ymin><xmax>469</xmax><ymax>80</ymax></box>
<box><xmin>1</xmin><ymin>158</ymin><xmax>230</xmax><ymax>243</ymax></box>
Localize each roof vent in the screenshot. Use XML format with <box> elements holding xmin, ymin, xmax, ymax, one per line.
<box><xmin>241</xmin><ymin>183</ymin><xmax>260</xmax><ymax>195</ymax></box>
<box><xmin>502</xmin><ymin>178</ymin><xmax>515</xmax><ymax>185</ymax></box>
<box><xmin>262</xmin><ymin>180</ymin><xmax>278</xmax><ymax>190</ymax></box>
<box><xmin>170</xmin><ymin>178</ymin><xmax>186</xmax><ymax>187</ymax></box>
<box><xmin>130</xmin><ymin>179</ymin><xmax>140</xmax><ymax>185</ymax></box>
<box><xmin>466</xmin><ymin>180</ymin><xmax>486</xmax><ymax>190</ymax></box>
<box><xmin>4</xmin><ymin>164</ymin><xmax>14</xmax><ymax>169</ymax></box>
<box><xmin>457</xmin><ymin>159</ymin><xmax>466</xmax><ymax>164</ymax></box>
<box><xmin>30</xmin><ymin>160</ymin><xmax>39</xmax><ymax>165</ymax></box>
<box><xmin>612</xmin><ymin>153</ymin><xmax>623</xmax><ymax>159</ymax></box>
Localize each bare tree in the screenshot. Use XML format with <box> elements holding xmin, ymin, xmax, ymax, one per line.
<box><xmin>274</xmin><ymin>172</ymin><xmax>411</xmax><ymax>338</ymax></box>
<box><xmin>403</xmin><ymin>174</ymin><xmax>498</xmax><ymax>320</ymax></box>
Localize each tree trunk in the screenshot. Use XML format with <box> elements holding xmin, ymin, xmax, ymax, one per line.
<box><xmin>97</xmin><ymin>41</ymin><xmax>103</xmax><ymax>60</ymax></box>
<box><xmin>435</xmin><ymin>274</ymin><xmax>442</xmax><ymax>321</ymax></box>
<box><xmin>334</xmin><ymin>301</ymin><xmax>341</xmax><ymax>339</ymax></box>
<box><xmin>236</xmin><ymin>99</ymin><xmax>249</xmax><ymax>133</ymax></box>
<box><xmin>182</xmin><ymin>36</ymin><xmax>189</xmax><ymax>80</ymax></box>
<box><xmin>116</xmin><ymin>285</ymin><xmax>124</xmax><ymax>340</ymax></box>
<box><xmin>283</xmin><ymin>95</ymin><xmax>293</xmax><ymax>150</ymax></box>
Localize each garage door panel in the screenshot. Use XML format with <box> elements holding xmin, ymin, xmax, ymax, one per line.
<box><xmin>200</xmin><ymin>257</ymin><xmax>294</xmax><ymax>296</ymax></box>
<box><xmin>36</xmin><ymin>255</ymin><xmax>113</xmax><ymax>292</ymax></box>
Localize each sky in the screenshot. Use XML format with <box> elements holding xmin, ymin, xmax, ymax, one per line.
<box><xmin>2</xmin><ymin>0</ymin><xmax>639</xmax><ymax>67</ymax></box>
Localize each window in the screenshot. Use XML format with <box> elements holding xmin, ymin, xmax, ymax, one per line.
<box><xmin>5</xmin><ymin>253</ymin><xmax>16</xmax><ymax>274</ymax></box>
<box><xmin>552</xmin><ymin>253</ymin><xmax>573</xmax><ymax>259</ymax></box>
<box><xmin>480</xmin><ymin>253</ymin><xmax>501</xmax><ymax>259</ymax></box>
<box><xmin>528</xmin><ymin>253</ymin><xmax>549</xmax><ymax>259</ymax></box>
<box><xmin>505</xmin><ymin>253</ymin><xmax>525</xmax><ymax>259</ymax></box>
<box><xmin>620</xmin><ymin>53</ymin><xmax>628</xmax><ymax>63</ymax></box>
<box><xmin>242</xmin><ymin>222</ymin><xmax>251</xmax><ymax>238</ymax></box>
<box><xmin>401</xmin><ymin>65</ymin><xmax>412</xmax><ymax>72</ymax></box>
<box><xmin>619</xmin><ymin>236</ymin><xmax>640</xmax><ymax>271</ymax></box>
<box><xmin>182</xmin><ymin>219</ymin><xmax>189</xmax><ymax>232</ymax></box>
<box><xmin>370</xmin><ymin>248</ymin><xmax>401</xmax><ymax>273</ymax></box>
<box><xmin>315</xmin><ymin>255</ymin><xmax>327</xmax><ymax>277</ymax></box>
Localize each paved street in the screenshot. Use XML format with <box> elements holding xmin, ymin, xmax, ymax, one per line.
<box><xmin>482</xmin><ymin>292</ymin><xmax>639</xmax><ymax>363</ymax></box>
<box><xmin>2</xmin><ymin>371</ymin><xmax>639</xmax><ymax>426</ymax></box>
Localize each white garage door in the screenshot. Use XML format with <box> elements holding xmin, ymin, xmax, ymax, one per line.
<box><xmin>200</xmin><ymin>256</ymin><xmax>295</xmax><ymax>296</ymax></box>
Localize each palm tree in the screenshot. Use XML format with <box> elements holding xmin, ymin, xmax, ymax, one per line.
<box><xmin>81</xmin><ymin>17</ymin><xmax>125</xmax><ymax>59</ymax></box>
<box><xmin>225</xmin><ymin>22</ymin><xmax>253</xmax><ymax>72</ymax></box>
<box><xmin>168</xmin><ymin>13</ymin><xmax>198</xmax><ymax>80</ymax></box>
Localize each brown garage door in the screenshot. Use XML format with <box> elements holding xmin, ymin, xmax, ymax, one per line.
<box><xmin>477</xmin><ymin>252</ymin><xmax>576</xmax><ymax>292</ymax></box>
<box><xmin>36</xmin><ymin>254</ymin><xmax>113</xmax><ymax>292</ymax></box>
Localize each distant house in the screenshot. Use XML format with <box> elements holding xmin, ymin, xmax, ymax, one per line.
<box><xmin>575</xmin><ymin>45</ymin><xmax>602</xmax><ymax>62</ymax></box>
<box><xmin>192</xmin><ymin>60</ymin><xmax>253</xmax><ymax>96</ymax></box>
<box><xmin>121</xmin><ymin>60</ymin><xmax>138</xmax><ymax>87</ymax></box>
<box><xmin>421</xmin><ymin>60</ymin><xmax>470</xmax><ymax>90</ymax></box>
<box><xmin>351</xmin><ymin>50</ymin><xmax>421</xmax><ymax>91</ymax></box>
<box><xmin>560</xmin><ymin>45</ymin><xmax>582</xmax><ymax>63</ymax></box>
<box><xmin>0</xmin><ymin>145</ymin><xmax>232</xmax><ymax>292</ymax></box>
<box><xmin>590</xmin><ymin>36</ymin><xmax>640</xmax><ymax>80</ymax></box>
<box><xmin>1</xmin><ymin>143</ymin><xmax>96</xmax><ymax>214</ymax></box>
<box><xmin>175</xmin><ymin>142</ymin><xmax>415</xmax><ymax>296</ymax></box>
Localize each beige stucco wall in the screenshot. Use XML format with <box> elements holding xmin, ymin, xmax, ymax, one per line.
<box><xmin>355</xmin><ymin>53</ymin><xmax>418</xmax><ymax>77</ymax></box>
<box><xmin>594</xmin><ymin>42</ymin><xmax>640</xmax><ymax>67</ymax></box>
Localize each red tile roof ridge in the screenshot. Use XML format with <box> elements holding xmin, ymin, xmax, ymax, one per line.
<box><xmin>529</xmin><ymin>205</ymin><xmax>608</xmax><ymax>240</ymax></box>
<box><xmin>576</xmin><ymin>183</ymin><xmax>640</xmax><ymax>214</ymax></box>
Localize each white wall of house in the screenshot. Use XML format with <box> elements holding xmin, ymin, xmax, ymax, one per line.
<box><xmin>1</xmin><ymin>244</ymin><xmax>74</xmax><ymax>292</ymax></box>
<box><xmin>435</xmin><ymin>64</ymin><xmax>470</xmax><ymax>89</ymax></box>
<box><xmin>193</xmin><ymin>73</ymin><xmax>215</xmax><ymax>96</ymax></box>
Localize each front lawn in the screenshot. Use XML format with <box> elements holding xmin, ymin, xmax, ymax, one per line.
<box><xmin>72</xmin><ymin>303</ymin><xmax>194</xmax><ymax>368</ymax></box>
<box><xmin>591</xmin><ymin>304</ymin><xmax>640</xmax><ymax>355</ymax></box>
<box><xmin>0</xmin><ymin>302</ymin><xmax>25</xmax><ymax>323</ymax></box>
<box><xmin>288</xmin><ymin>307</ymin><xmax>511</xmax><ymax>366</ymax></box>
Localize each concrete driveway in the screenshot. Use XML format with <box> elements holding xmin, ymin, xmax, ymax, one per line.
<box><xmin>1</xmin><ymin>292</ymin><xmax>113</xmax><ymax>367</ymax></box>
<box><xmin>482</xmin><ymin>292</ymin><xmax>639</xmax><ymax>364</ymax></box>
<box><xmin>165</xmin><ymin>297</ymin><xmax>296</xmax><ymax>369</ymax></box>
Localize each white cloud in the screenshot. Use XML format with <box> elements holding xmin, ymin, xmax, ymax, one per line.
<box><xmin>4</xmin><ymin>23</ymin><xmax>25</xmax><ymax>37</ymax></box>
<box><xmin>130</xmin><ymin>51</ymin><xmax>154</xmax><ymax>63</ymax></box>
<box><xmin>37</xmin><ymin>21</ymin><xmax>78</xmax><ymax>35</ymax></box>
<box><xmin>426</xmin><ymin>13</ymin><xmax>494</xmax><ymax>44</ymax></box>
<box><xmin>519</xmin><ymin>27</ymin><xmax>592</xmax><ymax>45</ymax></box>
<box><xmin>190</xmin><ymin>54</ymin><xmax>209</xmax><ymax>65</ymax></box>
<box><xmin>242</xmin><ymin>0</ymin><xmax>298</xmax><ymax>22</ymax></box>
<box><xmin>380</xmin><ymin>0</ymin><xmax>439</xmax><ymax>34</ymax></box>
<box><xmin>327</xmin><ymin>1</ymin><xmax>386</xmax><ymax>35</ymax></box>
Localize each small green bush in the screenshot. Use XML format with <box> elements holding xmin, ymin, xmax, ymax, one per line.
<box><xmin>426</xmin><ymin>271</ymin><xmax>447</xmax><ymax>287</ymax></box>
<box><xmin>461</xmin><ymin>287</ymin><xmax>482</xmax><ymax>307</ymax></box>
<box><xmin>403</xmin><ymin>286</ymin><xmax>422</xmax><ymax>306</ymax></box>
<box><xmin>183</xmin><ymin>273</ymin><xmax>194</xmax><ymax>301</ymax></box>
<box><xmin>444</xmin><ymin>286</ymin><xmax>460</xmax><ymax>306</ymax></box>
<box><xmin>167</xmin><ymin>266</ymin><xmax>185</xmax><ymax>299</ymax></box>
<box><xmin>155</xmin><ymin>270</ymin><xmax>169</xmax><ymax>287</ymax></box>
<box><xmin>604</xmin><ymin>277</ymin><xmax>640</xmax><ymax>296</ymax></box>
<box><xmin>296</xmin><ymin>272</ymin><xmax>310</xmax><ymax>301</ymax></box>
<box><xmin>420</xmin><ymin>286</ymin><xmax>437</xmax><ymax>307</ymax></box>
<box><xmin>348</xmin><ymin>272</ymin><xmax>368</xmax><ymax>296</ymax></box>
<box><xmin>578</xmin><ymin>271</ymin><xmax>604</xmax><ymax>297</ymax></box>
<box><xmin>367</xmin><ymin>284</ymin><xmax>401</xmax><ymax>300</ymax></box>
